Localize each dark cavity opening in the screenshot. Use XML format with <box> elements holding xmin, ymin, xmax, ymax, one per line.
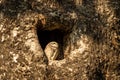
<box><xmin>37</xmin><ymin>29</ymin><xmax>64</xmax><ymax>60</ymax></box>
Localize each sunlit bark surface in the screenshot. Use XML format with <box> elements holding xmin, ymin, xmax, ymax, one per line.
<box><xmin>0</xmin><ymin>0</ymin><xmax>119</xmax><ymax>80</ymax></box>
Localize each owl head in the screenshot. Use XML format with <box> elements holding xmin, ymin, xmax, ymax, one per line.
<box><xmin>49</xmin><ymin>41</ymin><xmax>59</xmax><ymax>49</ymax></box>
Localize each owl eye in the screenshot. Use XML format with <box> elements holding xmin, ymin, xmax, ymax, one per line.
<box><xmin>53</xmin><ymin>42</ymin><xmax>56</xmax><ymax>44</ymax></box>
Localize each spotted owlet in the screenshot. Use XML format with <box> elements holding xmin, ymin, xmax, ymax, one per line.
<box><xmin>44</xmin><ymin>41</ymin><xmax>59</xmax><ymax>61</ymax></box>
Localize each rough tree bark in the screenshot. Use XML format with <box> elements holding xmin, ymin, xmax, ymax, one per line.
<box><xmin>0</xmin><ymin>0</ymin><xmax>119</xmax><ymax>80</ymax></box>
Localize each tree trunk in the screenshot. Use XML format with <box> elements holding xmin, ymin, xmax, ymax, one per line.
<box><xmin>0</xmin><ymin>0</ymin><xmax>119</xmax><ymax>80</ymax></box>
